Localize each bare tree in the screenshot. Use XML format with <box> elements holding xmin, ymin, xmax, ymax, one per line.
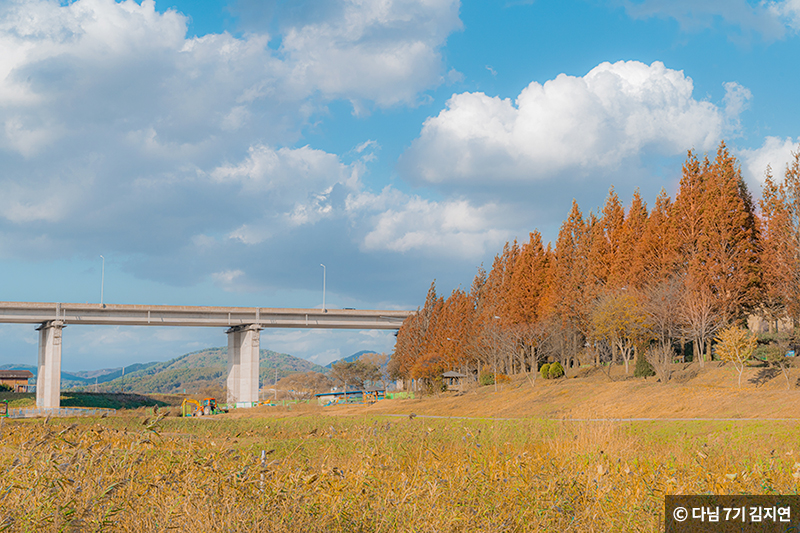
<box><xmin>643</xmin><ymin>277</ymin><xmax>683</xmax><ymax>346</ymax></box>
<box><xmin>680</xmin><ymin>281</ymin><xmax>723</xmax><ymax>367</ymax></box>
<box><xmin>276</xmin><ymin>372</ymin><xmax>333</xmax><ymax>399</ymax></box>
<box><xmin>763</xmin><ymin>339</ymin><xmax>794</xmax><ymax>390</ymax></box>
<box><xmin>330</xmin><ymin>360</ymin><xmax>383</xmax><ymax>390</ymax></box>
<box><xmin>645</xmin><ymin>343</ymin><xmax>674</xmax><ymax>384</ymax></box>
<box><xmin>473</xmin><ymin>321</ymin><xmax>515</xmax><ymax>390</ymax></box>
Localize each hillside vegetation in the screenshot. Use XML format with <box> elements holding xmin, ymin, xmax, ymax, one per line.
<box><xmin>0</xmin><ymin>363</ymin><xmax>89</xmax><ymax>388</ymax></box>
<box><xmin>77</xmin><ymin>347</ymin><xmax>328</xmax><ymax>395</ymax></box>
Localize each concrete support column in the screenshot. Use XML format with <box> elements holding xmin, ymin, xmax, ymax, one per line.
<box><xmin>36</xmin><ymin>320</ymin><xmax>64</xmax><ymax>409</ymax></box>
<box><xmin>226</xmin><ymin>324</ymin><xmax>261</xmax><ymax>406</ymax></box>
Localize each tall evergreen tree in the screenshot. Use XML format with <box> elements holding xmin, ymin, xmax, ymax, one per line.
<box><xmin>700</xmin><ymin>142</ymin><xmax>761</xmax><ymax>323</ymax></box>
<box><xmin>620</xmin><ymin>189</ymin><xmax>648</xmax><ymax>289</ymax></box>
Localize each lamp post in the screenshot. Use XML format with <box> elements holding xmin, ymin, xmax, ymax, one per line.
<box><xmin>320</xmin><ymin>264</ymin><xmax>326</xmax><ymax>312</ymax></box>
<box><xmin>100</xmin><ymin>255</ymin><xmax>105</xmax><ymax>307</ymax></box>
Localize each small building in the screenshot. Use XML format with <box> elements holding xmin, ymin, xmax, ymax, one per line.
<box><xmin>442</xmin><ymin>370</ymin><xmax>468</xmax><ymax>391</ymax></box>
<box><xmin>0</xmin><ymin>370</ymin><xmax>34</xmax><ymax>393</ymax></box>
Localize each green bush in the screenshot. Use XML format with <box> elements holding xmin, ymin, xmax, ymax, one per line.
<box><xmin>0</xmin><ymin>384</ymin><xmax>11</xmax><ymax>392</ymax></box>
<box><xmin>540</xmin><ymin>363</ymin><xmax>551</xmax><ymax>380</ymax></box>
<box><xmin>548</xmin><ymin>362</ymin><xmax>564</xmax><ymax>379</ymax></box>
<box><xmin>634</xmin><ymin>350</ymin><xmax>656</xmax><ymax>378</ymax></box>
<box><xmin>478</xmin><ymin>367</ymin><xmax>495</xmax><ymax>386</ymax></box>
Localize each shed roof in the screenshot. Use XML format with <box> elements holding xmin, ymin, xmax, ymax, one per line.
<box><xmin>442</xmin><ymin>371</ymin><xmax>467</xmax><ymax>378</ymax></box>
<box><xmin>0</xmin><ymin>370</ymin><xmax>33</xmax><ymax>379</ymax></box>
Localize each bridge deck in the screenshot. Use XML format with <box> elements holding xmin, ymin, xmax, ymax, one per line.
<box><xmin>0</xmin><ymin>302</ymin><xmax>412</xmax><ymax>329</ymax></box>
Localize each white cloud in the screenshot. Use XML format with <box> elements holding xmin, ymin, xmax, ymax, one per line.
<box><xmin>740</xmin><ymin>136</ymin><xmax>800</xmax><ymax>184</ymax></box>
<box><xmin>622</xmin><ymin>0</ymin><xmax>797</xmax><ymax>39</ymax></box>
<box><xmin>400</xmin><ymin>60</ymin><xmax>745</xmax><ymax>185</ymax></box>
<box><xmin>0</xmin><ymin>0</ymin><xmax>464</xmax><ymax>273</ymax></box>
<box><xmin>722</xmin><ymin>81</ymin><xmax>752</xmax><ymax>129</ymax></box>
<box><xmin>211</xmin><ymin>269</ymin><xmax>246</xmax><ymax>290</ymax></box>
<box><xmin>278</xmin><ymin>0</ymin><xmax>462</xmax><ymax>109</ymax></box>
<box><xmin>350</xmin><ymin>189</ymin><xmax>511</xmax><ymax>257</ymax></box>
<box><xmin>207</xmin><ymin>142</ymin><xmax>512</xmax><ymax>259</ymax></box>
<box><xmin>769</xmin><ymin>0</ymin><xmax>800</xmax><ymax>30</ymax></box>
<box><xmin>211</xmin><ymin>144</ymin><xmax>354</xmax><ymax>200</ymax></box>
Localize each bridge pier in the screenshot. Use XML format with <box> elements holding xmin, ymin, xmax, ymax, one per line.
<box><xmin>36</xmin><ymin>320</ymin><xmax>64</xmax><ymax>409</ymax></box>
<box><xmin>226</xmin><ymin>324</ymin><xmax>261</xmax><ymax>406</ymax></box>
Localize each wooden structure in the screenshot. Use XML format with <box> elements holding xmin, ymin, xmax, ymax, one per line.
<box><xmin>442</xmin><ymin>370</ymin><xmax>468</xmax><ymax>391</ymax></box>
<box><xmin>0</xmin><ymin>370</ymin><xmax>33</xmax><ymax>393</ymax></box>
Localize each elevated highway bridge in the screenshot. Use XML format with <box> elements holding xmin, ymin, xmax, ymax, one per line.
<box><xmin>0</xmin><ymin>301</ymin><xmax>413</xmax><ymax>410</ymax></box>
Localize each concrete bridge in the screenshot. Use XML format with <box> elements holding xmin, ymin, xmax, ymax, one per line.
<box><xmin>0</xmin><ymin>301</ymin><xmax>412</xmax><ymax>409</ymax></box>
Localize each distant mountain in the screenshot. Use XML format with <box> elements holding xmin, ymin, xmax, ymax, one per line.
<box><xmin>0</xmin><ymin>363</ymin><xmax>90</xmax><ymax>388</ymax></box>
<box><xmin>83</xmin><ymin>347</ymin><xmax>328</xmax><ymax>394</ymax></box>
<box><xmin>325</xmin><ymin>350</ymin><xmax>383</xmax><ymax>368</ymax></box>
<box><xmin>71</xmin><ymin>362</ymin><xmax>160</xmax><ymax>384</ymax></box>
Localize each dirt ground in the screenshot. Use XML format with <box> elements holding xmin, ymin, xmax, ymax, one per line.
<box><xmin>320</xmin><ymin>361</ymin><xmax>800</xmax><ymax>420</ymax></box>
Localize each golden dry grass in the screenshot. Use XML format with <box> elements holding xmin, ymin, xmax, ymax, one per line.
<box><xmin>2</xmin><ymin>407</ymin><xmax>800</xmax><ymax>532</ymax></box>
<box><xmin>3</xmin><ymin>364</ymin><xmax>800</xmax><ymax>532</ymax></box>
<box><xmin>349</xmin><ymin>362</ymin><xmax>800</xmax><ymax>420</ymax></box>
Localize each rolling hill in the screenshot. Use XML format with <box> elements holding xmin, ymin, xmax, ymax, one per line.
<box><xmin>73</xmin><ymin>347</ymin><xmax>329</xmax><ymax>395</ymax></box>
<box><xmin>0</xmin><ymin>363</ymin><xmax>90</xmax><ymax>388</ymax></box>
<box><xmin>325</xmin><ymin>350</ymin><xmax>383</xmax><ymax>368</ymax></box>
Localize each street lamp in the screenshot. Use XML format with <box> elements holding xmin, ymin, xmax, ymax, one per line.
<box><xmin>100</xmin><ymin>255</ymin><xmax>105</xmax><ymax>307</ymax></box>
<box><xmin>320</xmin><ymin>264</ymin><xmax>326</xmax><ymax>312</ymax></box>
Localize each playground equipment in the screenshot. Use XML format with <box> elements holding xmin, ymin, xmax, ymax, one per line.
<box><xmin>181</xmin><ymin>397</ymin><xmax>226</xmax><ymax>417</ymax></box>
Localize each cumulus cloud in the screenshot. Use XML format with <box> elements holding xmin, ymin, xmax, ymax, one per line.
<box><xmin>203</xmin><ymin>145</ymin><xmax>512</xmax><ymax>260</ymax></box>
<box><xmin>278</xmin><ymin>0</ymin><xmax>463</xmax><ymax>109</ymax></box>
<box><xmin>349</xmin><ymin>189</ymin><xmax>511</xmax><ymax>257</ymax></box>
<box><xmin>400</xmin><ymin>60</ymin><xmax>747</xmax><ymax>186</ymax></box>
<box><xmin>740</xmin><ymin>136</ymin><xmax>800</xmax><ymax>185</ymax></box>
<box><xmin>0</xmin><ymin>0</ymin><xmax>464</xmax><ymax>272</ymax></box>
<box><xmin>622</xmin><ymin>0</ymin><xmax>799</xmax><ymax>39</ymax></box>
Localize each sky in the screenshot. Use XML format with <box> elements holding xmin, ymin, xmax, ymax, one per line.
<box><xmin>1</xmin><ymin>0</ymin><xmax>799</xmax><ymax>371</ymax></box>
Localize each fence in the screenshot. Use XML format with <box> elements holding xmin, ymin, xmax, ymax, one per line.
<box><xmin>385</xmin><ymin>392</ymin><xmax>415</xmax><ymax>400</ymax></box>
<box><xmin>5</xmin><ymin>407</ymin><xmax>116</xmax><ymax>419</ymax></box>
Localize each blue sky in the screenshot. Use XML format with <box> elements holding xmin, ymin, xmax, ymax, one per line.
<box><xmin>1</xmin><ymin>0</ymin><xmax>799</xmax><ymax>370</ymax></box>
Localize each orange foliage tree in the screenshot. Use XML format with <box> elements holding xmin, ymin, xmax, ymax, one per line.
<box><xmin>391</xmin><ymin>141</ymin><xmax>786</xmax><ymax>385</ymax></box>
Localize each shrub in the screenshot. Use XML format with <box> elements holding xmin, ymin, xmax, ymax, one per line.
<box><xmin>540</xmin><ymin>363</ymin><xmax>551</xmax><ymax>380</ymax></box>
<box><xmin>548</xmin><ymin>362</ymin><xmax>564</xmax><ymax>379</ymax></box>
<box><xmin>478</xmin><ymin>366</ymin><xmax>495</xmax><ymax>386</ymax></box>
<box><xmin>753</xmin><ymin>344</ymin><xmax>781</xmax><ymax>361</ymax></box>
<box><xmin>0</xmin><ymin>383</ymin><xmax>11</xmax><ymax>392</ymax></box>
<box><xmin>496</xmin><ymin>373</ymin><xmax>511</xmax><ymax>384</ymax></box>
<box><xmin>634</xmin><ymin>350</ymin><xmax>656</xmax><ymax>378</ymax></box>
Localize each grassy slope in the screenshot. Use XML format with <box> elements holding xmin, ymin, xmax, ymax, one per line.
<box><xmin>346</xmin><ymin>361</ymin><xmax>800</xmax><ymax>420</ymax></box>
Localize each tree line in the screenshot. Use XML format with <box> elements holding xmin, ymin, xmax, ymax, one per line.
<box><xmin>389</xmin><ymin>142</ymin><xmax>800</xmax><ymax>387</ymax></box>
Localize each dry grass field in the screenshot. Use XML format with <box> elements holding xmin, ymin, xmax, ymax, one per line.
<box><xmin>2</xmin><ymin>362</ymin><xmax>800</xmax><ymax>532</ymax></box>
